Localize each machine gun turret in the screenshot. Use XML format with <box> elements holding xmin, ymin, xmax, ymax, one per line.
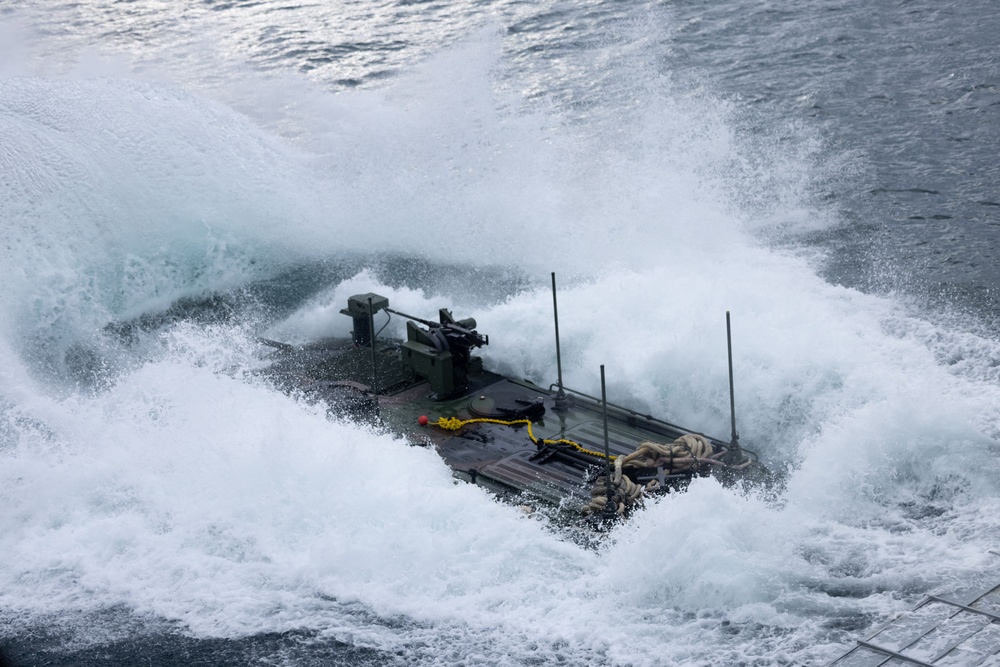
<box><xmin>340</xmin><ymin>293</ymin><xmax>488</xmax><ymax>399</ymax></box>
<box><xmin>396</xmin><ymin>305</ymin><xmax>488</xmax><ymax>398</ymax></box>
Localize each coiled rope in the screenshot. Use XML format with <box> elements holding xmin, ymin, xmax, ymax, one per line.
<box><xmin>584</xmin><ymin>434</ymin><xmax>722</xmax><ymax>515</ymax></box>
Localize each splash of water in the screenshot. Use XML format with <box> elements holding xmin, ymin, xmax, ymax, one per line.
<box><xmin>3</xmin><ymin>15</ymin><xmax>1000</xmax><ymax>666</ymax></box>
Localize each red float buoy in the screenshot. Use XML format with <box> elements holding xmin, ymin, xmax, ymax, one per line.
<box><xmin>418</xmin><ymin>415</ymin><xmax>429</xmax><ymax>426</ymax></box>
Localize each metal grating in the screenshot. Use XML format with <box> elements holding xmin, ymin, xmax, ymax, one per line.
<box><xmin>827</xmin><ymin>580</ymin><xmax>1000</xmax><ymax>667</ymax></box>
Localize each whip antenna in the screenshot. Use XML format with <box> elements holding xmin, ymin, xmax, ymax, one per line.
<box><xmin>551</xmin><ymin>272</ymin><xmax>569</xmax><ymax>410</ymax></box>
<box><xmin>726</xmin><ymin>311</ymin><xmax>740</xmax><ymax>451</ymax></box>
<box><xmin>600</xmin><ymin>364</ymin><xmax>614</xmax><ymax>509</ymax></box>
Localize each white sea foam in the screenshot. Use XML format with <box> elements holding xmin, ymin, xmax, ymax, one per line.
<box><xmin>3</xmin><ymin>13</ymin><xmax>1000</xmax><ymax>666</ymax></box>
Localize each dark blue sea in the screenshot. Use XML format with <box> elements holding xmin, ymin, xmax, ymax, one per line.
<box><xmin>2</xmin><ymin>1</ymin><xmax>999</xmax><ymax>665</ymax></box>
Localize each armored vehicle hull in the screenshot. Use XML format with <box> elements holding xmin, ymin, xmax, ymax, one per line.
<box><xmin>260</xmin><ymin>287</ymin><xmax>765</xmax><ymax>520</ymax></box>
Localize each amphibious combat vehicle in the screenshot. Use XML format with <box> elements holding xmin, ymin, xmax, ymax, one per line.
<box><xmin>259</xmin><ymin>276</ymin><xmax>765</xmax><ymax>520</ymax></box>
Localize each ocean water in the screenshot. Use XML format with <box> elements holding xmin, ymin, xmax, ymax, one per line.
<box><xmin>1</xmin><ymin>1</ymin><xmax>999</xmax><ymax>665</ymax></box>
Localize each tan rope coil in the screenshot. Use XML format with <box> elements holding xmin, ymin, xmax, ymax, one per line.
<box><xmin>582</xmin><ymin>433</ymin><xmax>716</xmax><ymax>515</ymax></box>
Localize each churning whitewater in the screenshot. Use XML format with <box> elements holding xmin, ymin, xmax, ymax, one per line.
<box><xmin>2</xmin><ymin>2</ymin><xmax>1000</xmax><ymax>665</ymax></box>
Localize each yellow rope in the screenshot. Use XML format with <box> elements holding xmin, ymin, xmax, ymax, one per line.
<box><xmin>432</xmin><ymin>416</ymin><xmax>616</xmax><ymax>461</ymax></box>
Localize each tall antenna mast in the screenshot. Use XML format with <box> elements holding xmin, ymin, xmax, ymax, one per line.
<box><xmin>726</xmin><ymin>311</ymin><xmax>740</xmax><ymax>451</ymax></box>
<box><xmin>600</xmin><ymin>364</ymin><xmax>614</xmax><ymax>513</ymax></box>
<box><xmin>551</xmin><ymin>272</ymin><xmax>569</xmax><ymax>410</ymax></box>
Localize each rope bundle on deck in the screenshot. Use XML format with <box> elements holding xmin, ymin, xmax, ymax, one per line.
<box><xmin>583</xmin><ymin>434</ymin><xmax>720</xmax><ymax>516</ymax></box>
